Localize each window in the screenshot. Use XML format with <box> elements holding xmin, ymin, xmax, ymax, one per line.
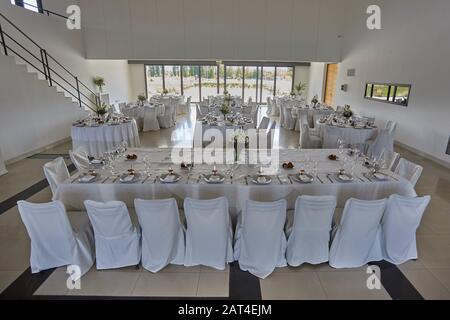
<box><xmin>143</xmin><ymin>62</ymin><xmax>297</xmax><ymax>103</ymax></box>
<box><xmin>11</xmin><ymin>0</ymin><xmax>43</xmax><ymax>13</ymax></box>
<box><xmin>200</xmin><ymin>66</ymin><xmax>218</xmax><ymax>100</ymax></box>
<box><xmin>182</xmin><ymin>66</ymin><xmax>200</xmax><ymax>102</ymax></box>
<box><xmin>146</xmin><ymin>65</ymin><xmax>164</xmax><ymax>95</ymax></box>
<box><xmin>225</xmin><ymin>66</ymin><xmax>244</xmax><ymax>98</ymax></box>
<box><xmin>244</xmin><ymin>66</ymin><xmax>258</xmax><ymax>102</ymax></box>
<box><xmin>275</xmin><ymin>67</ymin><xmax>294</xmax><ymax>96</ymax></box>
<box><xmin>364</xmin><ymin>82</ymin><xmax>411</xmax><ymax>107</ymax></box>
<box><xmin>260</xmin><ymin>67</ymin><xmax>275</xmax><ymax>103</ymax></box>
<box><xmin>164</xmin><ymin>65</ymin><xmax>181</xmax><ymax>94</ymax></box>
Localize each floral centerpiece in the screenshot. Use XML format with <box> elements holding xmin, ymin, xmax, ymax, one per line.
<box><xmin>311</xmin><ymin>94</ymin><xmax>319</xmax><ymax>107</ymax></box>
<box><xmin>295</xmin><ymin>82</ymin><xmax>307</xmax><ymax>96</ymax></box>
<box><xmin>230</xmin><ymin>129</ymin><xmax>248</xmax><ymax>162</ymax></box>
<box><xmin>290</xmin><ymin>91</ymin><xmax>296</xmax><ymax>97</ymax></box>
<box><xmin>162</xmin><ymin>89</ymin><xmax>169</xmax><ymax>95</ymax></box>
<box><xmin>342</xmin><ymin>105</ymin><xmax>353</xmax><ymax>119</ymax></box>
<box><xmin>95</xmin><ymin>102</ymin><xmax>108</xmax><ymax>118</ymax></box>
<box><xmin>220</xmin><ymin>103</ymin><xmax>231</xmax><ymax>117</ymax></box>
<box><xmin>93</xmin><ymin>76</ymin><xmax>105</xmax><ymax>93</ymax></box>
<box><xmin>137</xmin><ymin>94</ymin><xmax>146</xmax><ymax>106</ymax></box>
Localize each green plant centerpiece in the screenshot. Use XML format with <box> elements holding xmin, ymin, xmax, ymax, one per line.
<box><xmin>93</xmin><ymin>76</ymin><xmax>105</xmax><ymax>93</ymax></box>
<box><xmin>137</xmin><ymin>94</ymin><xmax>146</xmax><ymax>106</ymax></box>
<box><xmin>290</xmin><ymin>91</ymin><xmax>296</xmax><ymax>97</ymax></box>
<box><xmin>220</xmin><ymin>103</ymin><xmax>231</xmax><ymax>117</ymax></box>
<box><xmin>294</xmin><ymin>82</ymin><xmax>307</xmax><ymax>96</ymax></box>
<box><xmin>342</xmin><ymin>105</ymin><xmax>354</xmax><ymax>119</ymax></box>
<box><xmin>95</xmin><ymin>102</ymin><xmax>108</xmax><ymax>119</ymax></box>
<box><xmin>162</xmin><ymin>89</ymin><xmax>169</xmax><ymax>95</ymax></box>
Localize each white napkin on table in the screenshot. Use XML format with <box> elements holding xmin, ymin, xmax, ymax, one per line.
<box><xmin>80</xmin><ymin>175</ymin><xmax>96</xmax><ymax>183</ymax></box>
<box><xmin>164</xmin><ymin>174</ymin><xmax>176</xmax><ymax>182</ymax></box>
<box><xmin>122</xmin><ymin>174</ymin><xmax>135</xmax><ymax>182</ymax></box>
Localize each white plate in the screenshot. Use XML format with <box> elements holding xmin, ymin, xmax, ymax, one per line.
<box><xmin>336</xmin><ymin>173</ymin><xmax>354</xmax><ymax>182</ymax></box>
<box><xmin>370</xmin><ymin>172</ymin><xmax>389</xmax><ymax>181</ymax></box>
<box><xmin>119</xmin><ymin>172</ymin><xmax>141</xmax><ymax>183</ymax></box>
<box><xmin>251</xmin><ymin>175</ymin><xmax>272</xmax><ymax>185</ymax></box>
<box><xmin>203</xmin><ymin>173</ymin><xmax>225</xmax><ymax>184</ymax></box>
<box><xmin>159</xmin><ymin>173</ymin><xmax>182</xmax><ymax>183</ymax></box>
<box><xmin>292</xmin><ymin>173</ymin><xmax>314</xmax><ymax>184</ymax></box>
<box><xmin>78</xmin><ymin>173</ymin><xmax>101</xmax><ymax>183</ymax></box>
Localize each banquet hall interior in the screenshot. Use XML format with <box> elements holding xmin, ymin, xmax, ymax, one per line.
<box><xmin>0</xmin><ymin>0</ymin><xmax>449</xmax><ymax>301</ymax></box>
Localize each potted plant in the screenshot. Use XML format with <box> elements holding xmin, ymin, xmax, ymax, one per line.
<box><xmin>220</xmin><ymin>103</ymin><xmax>231</xmax><ymax>117</ymax></box>
<box><xmin>93</xmin><ymin>76</ymin><xmax>105</xmax><ymax>93</ymax></box>
<box><xmin>95</xmin><ymin>102</ymin><xmax>108</xmax><ymax>118</ymax></box>
<box><xmin>295</xmin><ymin>82</ymin><xmax>307</xmax><ymax>96</ymax></box>
<box><xmin>342</xmin><ymin>105</ymin><xmax>354</xmax><ymax>119</ymax></box>
<box><xmin>162</xmin><ymin>89</ymin><xmax>169</xmax><ymax>95</ymax></box>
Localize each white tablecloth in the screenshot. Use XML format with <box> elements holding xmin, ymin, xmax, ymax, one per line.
<box><xmin>0</xmin><ymin>147</ymin><xmax>7</xmax><ymax>176</ymax></box>
<box><xmin>71</xmin><ymin>120</ymin><xmax>140</xmax><ymax>158</ymax></box>
<box><xmin>316</xmin><ymin>122</ymin><xmax>377</xmax><ymax>148</ymax></box>
<box><xmin>55</xmin><ymin>148</ymin><xmax>416</xmax><ymax>218</ymax></box>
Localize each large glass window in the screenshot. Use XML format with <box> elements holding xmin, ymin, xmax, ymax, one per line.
<box><xmin>364</xmin><ymin>82</ymin><xmax>411</xmax><ymax>107</ymax></box>
<box><xmin>275</xmin><ymin>67</ymin><xmax>294</xmax><ymax>96</ymax></box>
<box><xmin>182</xmin><ymin>66</ymin><xmax>200</xmax><ymax>102</ymax></box>
<box><xmin>11</xmin><ymin>0</ymin><xmax>43</xmax><ymax>13</ymax></box>
<box><xmin>225</xmin><ymin>66</ymin><xmax>243</xmax><ymax>98</ymax></box>
<box><xmin>164</xmin><ymin>65</ymin><xmax>181</xmax><ymax>95</ymax></box>
<box><xmin>261</xmin><ymin>67</ymin><xmax>275</xmax><ymax>102</ymax></box>
<box><xmin>146</xmin><ymin>65</ymin><xmax>164</xmax><ymax>95</ymax></box>
<box><xmin>200</xmin><ymin>66</ymin><xmax>218</xmax><ymax>100</ymax></box>
<box><xmin>218</xmin><ymin>65</ymin><xmax>225</xmax><ymax>95</ymax></box>
<box><xmin>244</xmin><ymin>66</ymin><xmax>258</xmax><ymax>102</ymax></box>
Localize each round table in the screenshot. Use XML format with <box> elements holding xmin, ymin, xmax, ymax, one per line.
<box><xmin>316</xmin><ymin>121</ymin><xmax>377</xmax><ymax>148</ymax></box>
<box><xmin>71</xmin><ymin>120</ymin><xmax>141</xmax><ymax>157</ymax></box>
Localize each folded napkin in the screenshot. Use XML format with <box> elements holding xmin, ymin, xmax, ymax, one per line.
<box><xmin>299</xmin><ymin>174</ymin><xmax>312</xmax><ymax>182</ymax></box>
<box><xmin>257</xmin><ymin>176</ymin><xmax>268</xmax><ymax>184</ymax></box>
<box><xmin>122</xmin><ymin>174</ymin><xmax>135</xmax><ymax>182</ymax></box>
<box><xmin>209</xmin><ymin>174</ymin><xmax>221</xmax><ymax>182</ymax></box>
<box><xmin>373</xmin><ymin>172</ymin><xmax>388</xmax><ymax>180</ymax></box>
<box><xmin>80</xmin><ymin>175</ymin><xmax>96</xmax><ymax>183</ymax></box>
<box><xmin>164</xmin><ymin>174</ymin><xmax>176</xmax><ymax>182</ymax></box>
<box><xmin>338</xmin><ymin>174</ymin><xmax>351</xmax><ymax>181</ymax></box>
<box><xmin>90</xmin><ymin>159</ymin><xmax>103</xmax><ymax>164</ymax></box>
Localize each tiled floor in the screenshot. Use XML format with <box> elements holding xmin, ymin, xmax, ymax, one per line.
<box><xmin>0</xmin><ymin>107</ymin><xmax>449</xmax><ymax>299</ymax></box>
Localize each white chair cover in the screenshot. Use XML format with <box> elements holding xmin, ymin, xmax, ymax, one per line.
<box><xmin>381</xmin><ymin>195</ymin><xmax>430</xmax><ymax>264</ymax></box>
<box><xmin>234</xmin><ymin>199</ymin><xmax>287</xmax><ymax>279</ymax></box>
<box><xmin>380</xmin><ymin>149</ymin><xmax>400</xmax><ymax>172</ymax></box>
<box><xmin>157</xmin><ymin>105</ymin><xmax>175</xmax><ymax>128</ymax></box>
<box><xmin>394</xmin><ymin>158</ymin><xmax>423</xmax><ymax>187</ymax></box>
<box><xmin>69</xmin><ymin>147</ymin><xmax>90</xmax><ymax>171</ymax></box>
<box><xmin>43</xmin><ymin>157</ymin><xmax>70</xmax><ymax>197</ymax></box>
<box><xmin>118</xmin><ymin>102</ymin><xmax>127</xmax><ymax>112</ymax></box>
<box><xmin>134</xmin><ymin>199</ymin><xmax>185</xmax><ymax>273</ymax></box>
<box><xmin>183</xmin><ymin>197</ymin><xmax>233</xmax><ymax>270</ymax></box>
<box><xmin>282</xmin><ymin>106</ymin><xmax>296</xmax><ymax>130</ymax></box>
<box><xmin>367</xmin><ymin>128</ymin><xmax>393</xmax><ymax>159</ymax></box>
<box><xmin>286</xmin><ymin>196</ymin><xmax>337</xmax><ymax>266</ymax></box>
<box><xmin>258</xmin><ymin>117</ymin><xmax>270</xmax><ymax>130</ymax></box>
<box><xmin>143</xmin><ymin>106</ymin><xmax>160</xmax><ymax>132</ymax></box>
<box><xmin>84</xmin><ymin>200</ymin><xmax>141</xmax><ymax>269</ymax></box>
<box><xmin>18</xmin><ymin>200</ymin><xmax>94</xmax><ymax>276</ymax></box>
<box><xmin>299</xmin><ymin>123</ymin><xmax>322</xmax><ymax>149</ymax></box>
<box><xmin>177</xmin><ymin>97</ymin><xmax>191</xmax><ymax>115</ymax></box>
<box><xmin>266</xmin><ymin>97</ymin><xmax>273</xmax><ymax>115</ymax></box>
<box><xmin>329</xmin><ymin>198</ymin><xmax>387</xmax><ymax>268</ymax></box>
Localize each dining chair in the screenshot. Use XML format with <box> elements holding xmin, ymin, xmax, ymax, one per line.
<box><xmin>234</xmin><ymin>199</ymin><xmax>287</xmax><ymax>279</ymax></box>
<box><xmin>84</xmin><ymin>200</ymin><xmax>141</xmax><ymax>270</ymax></box>
<box><xmin>258</xmin><ymin>117</ymin><xmax>271</xmax><ymax>130</ymax></box>
<box><xmin>282</xmin><ymin>106</ymin><xmax>296</xmax><ymax>130</ymax></box>
<box><xmin>299</xmin><ymin>123</ymin><xmax>322</xmax><ymax>149</ymax></box>
<box><xmin>17</xmin><ymin>200</ymin><xmax>94</xmax><ymax>275</ymax></box>
<box><xmin>43</xmin><ymin>157</ymin><xmax>70</xmax><ymax>197</ymax></box>
<box><xmin>381</xmin><ymin>195</ymin><xmax>431</xmax><ymax>264</ymax></box>
<box><xmin>329</xmin><ymin>198</ymin><xmax>387</xmax><ymax>268</ymax></box>
<box><xmin>366</xmin><ymin>128</ymin><xmax>393</xmax><ymax>159</ymax></box>
<box><xmin>69</xmin><ymin>147</ymin><xmax>90</xmax><ymax>171</ymax></box>
<box><xmin>143</xmin><ymin>106</ymin><xmax>160</xmax><ymax>132</ymax></box>
<box><xmin>183</xmin><ymin>197</ymin><xmax>233</xmax><ymax>270</ymax></box>
<box><xmin>157</xmin><ymin>105</ymin><xmax>175</xmax><ymax>128</ymax></box>
<box><xmin>134</xmin><ymin>199</ymin><xmax>185</xmax><ymax>273</ymax></box>
<box><xmin>286</xmin><ymin>196</ymin><xmax>337</xmax><ymax>267</ymax></box>
<box><xmin>394</xmin><ymin>158</ymin><xmax>423</xmax><ymax>187</ymax></box>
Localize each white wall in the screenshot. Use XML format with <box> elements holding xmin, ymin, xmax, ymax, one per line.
<box><xmin>294</xmin><ymin>66</ymin><xmax>310</xmax><ymax>96</ymax></box>
<box><xmin>335</xmin><ymin>0</ymin><xmax>450</xmax><ymax>165</ymax></box>
<box><xmin>307</xmin><ymin>62</ymin><xmax>326</xmax><ymax>102</ymax></box>
<box><xmin>79</xmin><ymin>0</ymin><xmax>344</xmax><ymax>62</ymax></box>
<box><xmin>129</xmin><ymin>64</ymin><xmax>146</xmax><ymax>100</ymax></box>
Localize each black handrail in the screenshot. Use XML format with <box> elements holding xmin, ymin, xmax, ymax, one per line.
<box><xmin>0</xmin><ymin>12</ymin><xmax>98</xmax><ymax>112</ymax></box>
<box><xmin>14</xmin><ymin>1</ymin><xmax>70</xmax><ymax>21</ymax></box>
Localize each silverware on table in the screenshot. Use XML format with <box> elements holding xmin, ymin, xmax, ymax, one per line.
<box><xmin>326</xmin><ymin>174</ymin><xmax>334</xmax><ymax>183</ymax></box>
<box><xmin>316</xmin><ymin>175</ymin><xmax>324</xmax><ymax>184</ymax></box>
<box><xmin>101</xmin><ymin>176</ymin><xmax>109</xmax><ymax>183</ymax></box>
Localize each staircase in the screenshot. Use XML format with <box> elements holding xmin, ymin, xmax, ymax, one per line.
<box><xmin>0</xmin><ymin>12</ymin><xmax>99</xmax><ymax>111</ymax></box>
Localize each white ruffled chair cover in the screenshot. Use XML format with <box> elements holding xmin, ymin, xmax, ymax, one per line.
<box><xmin>143</xmin><ymin>106</ymin><xmax>160</xmax><ymax>132</ymax></box>
<box><xmin>18</xmin><ymin>200</ymin><xmax>94</xmax><ymax>276</ymax></box>
<box><xmin>266</xmin><ymin>97</ymin><xmax>273</xmax><ymax>116</ymax></box>
<box><xmin>282</xmin><ymin>106</ymin><xmax>296</xmax><ymax>130</ymax></box>
<box><xmin>367</xmin><ymin>128</ymin><xmax>393</xmax><ymax>159</ymax></box>
<box><xmin>157</xmin><ymin>105</ymin><xmax>175</xmax><ymax>128</ymax></box>
<box><xmin>394</xmin><ymin>158</ymin><xmax>423</xmax><ymax>188</ymax></box>
<box><xmin>134</xmin><ymin>199</ymin><xmax>185</xmax><ymax>273</ymax></box>
<box><xmin>183</xmin><ymin>197</ymin><xmax>234</xmax><ymax>270</ymax></box>
<box><xmin>69</xmin><ymin>147</ymin><xmax>90</xmax><ymax>171</ymax></box>
<box><xmin>286</xmin><ymin>196</ymin><xmax>337</xmax><ymax>266</ymax></box>
<box><xmin>234</xmin><ymin>199</ymin><xmax>287</xmax><ymax>279</ymax></box>
<box><xmin>299</xmin><ymin>123</ymin><xmax>322</xmax><ymax>149</ymax></box>
<box><xmin>381</xmin><ymin>195</ymin><xmax>430</xmax><ymax>264</ymax></box>
<box><xmin>177</xmin><ymin>97</ymin><xmax>191</xmax><ymax>115</ymax></box>
<box><xmin>380</xmin><ymin>149</ymin><xmax>400</xmax><ymax>172</ymax></box>
<box><xmin>329</xmin><ymin>198</ymin><xmax>387</xmax><ymax>268</ymax></box>
<box><xmin>258</xmin><ymin>117</ymin><xmax>270</xmax><ymax>130</ymax></box>
<box><xmin>43</xmin><ymin>157</ymin><xmax>70</xmax><ymax>197</ymax></box>
<box><xmin>84</xmin><ymin>200</ymin><xmax>141</xmax><ymax>269</ymax></box>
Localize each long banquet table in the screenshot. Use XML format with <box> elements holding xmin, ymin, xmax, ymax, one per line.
<box><xmin>55</xmin><ymin>148</ymin><xmax>416</xmax><ymax>219</ymax></box>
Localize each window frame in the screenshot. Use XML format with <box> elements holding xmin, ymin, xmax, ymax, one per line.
<box><xmin>11</xmin><ymin>0</ymin><xmax>44</xmax><ymax>14</ymax></box>
<box><xmin>364</xmin><ymin>82</ymin><xmax>411</xmax><ymax>107</ymax></box>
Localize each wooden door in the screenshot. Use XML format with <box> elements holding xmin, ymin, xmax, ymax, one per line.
<box><xmin>324</xmin><ymin>64</ymin><xmax>338</xmax><ymax>106</ymax></box>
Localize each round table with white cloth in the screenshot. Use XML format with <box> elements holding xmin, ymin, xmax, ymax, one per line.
<box><xmin>71</xmin><ymin>120</ymin><xmax>140</xmax><ymax>157</ymax></box>
<box><xmin>316</xmin><ymin>121</ymin><xmax>377</xmax><ymax>148</ymax></box>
